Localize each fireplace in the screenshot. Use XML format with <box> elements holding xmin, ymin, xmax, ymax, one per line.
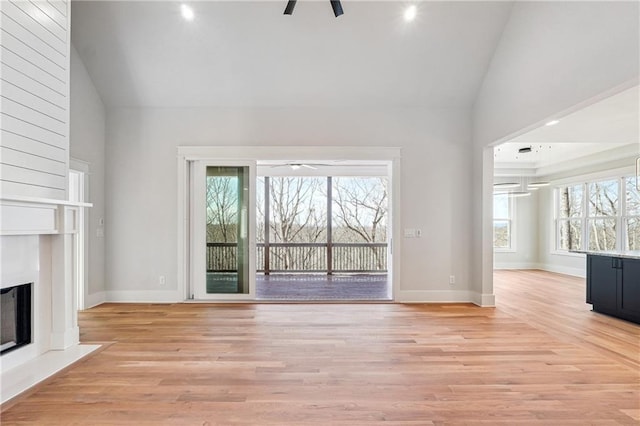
<box><xmin>1</xmin><ymin>283</ymin><xmax>32</xmax><ymax>355</ymax></box>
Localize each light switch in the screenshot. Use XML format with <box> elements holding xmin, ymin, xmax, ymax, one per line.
<box><xmin>404</xmin><ymin>229</ymin><xmax>416</xmax><ymax>238</ymax></box>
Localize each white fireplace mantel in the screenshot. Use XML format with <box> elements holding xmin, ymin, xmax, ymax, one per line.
<box><xmin>1</xmin><ymin>195</ymin><xmax>92</xmax><ymax>236</ymax></box>
<box><xmin>1</xmin><ymin>195</ymin><xmax>96</xmax><ymax>403</ymax></box>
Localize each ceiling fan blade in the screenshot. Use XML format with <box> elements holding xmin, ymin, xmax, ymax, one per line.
<box><xmin>330</xmin><ymin>0</ymin><xmax>343</xmax><ymax>17</ymax></box>
<box><xmin>301</xmin><ymin>164</ymin><xmax>318</xmax><ymax>170</ymax></box>
<box><xmin>284</xmin><ymin>0</ymin><xmax>297</xmax><ymax>15</ymax></box>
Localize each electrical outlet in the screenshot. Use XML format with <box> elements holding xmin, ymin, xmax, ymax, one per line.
<box><xmin>159</xmin><ymin>275</ymin><xmax>166</xmax><ymax>287</ymax></box>
<box><xmin>449</xmin><ymin>275</ymin><xmax>455</xmax><ymax>285</ymax></box>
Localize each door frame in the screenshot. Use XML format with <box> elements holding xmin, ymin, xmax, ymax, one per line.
<box><xmin>177</xmin><ymin>146</ymin><xmax>401</xmax><ymax>302</ymax></box>
<box><xmin>69</xmin><ymin>159</ymin><xmax>89</xmax><ymax>310</ymax></box>
<box><xmin>190</xmin><ymin>160</ymin><xmax>256</xmax><ymax>300</ymax></box>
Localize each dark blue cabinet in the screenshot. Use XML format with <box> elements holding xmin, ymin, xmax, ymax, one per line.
<box><xmin>587</xmin><ymin>254</ymin><xmax>640</xmax><ymax>324</ymax></box>
<box><xmin>619</xmin><ymin>258</ymin><xmax>640</xmax><ymax>320</ymax></box>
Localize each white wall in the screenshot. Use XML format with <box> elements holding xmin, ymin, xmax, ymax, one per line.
<box><xmin>472</xmin><ymin>1</ymin><xmax>639</xmax><ymax>295</ymax></box>
<box><xmin>494</xmin><ymin>191</ymin><xmax>539</xmax><ymax>269</ymax></box>
<box><xmin>536</xmin><ymin>186</ymin><xmax>586</xmax><ymax>278</ymax></box>
<box><xmin>105</xmin><ymin>107</ymin><xmax>479</xmax><ymax>302</ymax></box>
<box><xmin>473</xmin><ymin>1</ymin><xmax>639</xmax><ymax>148</ymax></box>
<box><xmin>69</xmin><ymin>46</ymin><xmax>106</xmax><ymax>305</ymax></box>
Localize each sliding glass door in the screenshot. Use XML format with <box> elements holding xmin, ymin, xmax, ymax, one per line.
<box><xmin>192</xmin><ymin>161</ymin><xmax>255</xmax><ymax>299</ymax></box>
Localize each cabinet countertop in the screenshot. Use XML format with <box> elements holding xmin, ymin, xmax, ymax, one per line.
<box><xmin>570</xmin><ymin>250</ymin><xmax>640</xmax><ymax>260</ymax></box>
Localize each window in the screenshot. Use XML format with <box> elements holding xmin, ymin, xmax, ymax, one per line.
<box><xmin>493</xmin><ymin>193</ymin><xmax>511</xmax><ymax>249</ymax></box>
<box><xmin>587</xmin><ymin>179</ymin><xmax>619</xmax><ymax>251</ymax></box>
<box><xmin>556</xmin><ymin>175</ymin><xmax>636</xmax><ymax>252</ymax></box>
<box><xmin>557</xmin><ymin>184</ymin><xmax>583</xmax><ymax>250</ymax></box>
<box><xmin>625</xmin><ymin>176</ymin><xmax>640</xmax><ymax>250</ymax></box>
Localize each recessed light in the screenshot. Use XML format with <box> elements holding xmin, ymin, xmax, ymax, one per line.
<box><xmin>545</xmin><ymin>119</ymin><xmax>560</xmax><ymax>126</ymax></box>
<box><xmin>181</xmin><ymin>4</ymin><xmax>195</xmax><ymax>21</ymax></box>
<box><xmin>404</xmin><ymin>5</ymin><xmax>417</xmax><ymax>22</ymax></box>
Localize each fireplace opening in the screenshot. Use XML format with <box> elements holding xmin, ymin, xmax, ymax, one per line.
<box><xmin>1</xmin><ymin>283</ymin><xmax>32</xmax><ymax>355</ymax></box>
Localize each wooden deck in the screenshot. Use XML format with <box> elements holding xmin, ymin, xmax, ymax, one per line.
<box><xmin>256</xmin><ymin>273</ymin><xmax>391</xmax><ymax>300</ymax></box>
<box><xmin>1</xmin><ymin>270</ymin><xmax>638</xmax><ymax>424</ymax></box>
<box><xmin>206</xmin><ymin>273</ymin><xmax>391</xmax><ymax>300</ymax></box>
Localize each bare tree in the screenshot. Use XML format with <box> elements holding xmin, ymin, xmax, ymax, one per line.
<box><xmin>333</xmin><ymin>177</ymin><xmax>388</xmax><ymax>268</ymax></box>
<box><xmin>559</xmin><ymin>185</ymin><xmax>584</xmax><ymax>250</ymax></box>
<box><xmin>206</xmin><ymin>176</ymin><xmax>237</xmax><ymax>243</ymax></box>
<box><xmin>588</xmin><ymin>181</ymin><xmax>618</xmax><ymax>250</ymax></box>
<box><xmin>266</xmin><ymin>177</ymin><xmax>326</xmax><ymax>270</ymax></box>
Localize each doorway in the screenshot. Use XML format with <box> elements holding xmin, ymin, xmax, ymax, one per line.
<box><xmin>255</xmin><ymin>170</ymin><xmax>391</xmax><ymax>300</ymax></box>
<box><xmin>178</xmin><ymin>146</ymin><xmax>400</xmax><ymax>302</ymax></box>
<box><xmin>190</xmin><ymin>161</ymin><xmax>256</xmax><ymax>300</ymax></box>
<box><xmin>68</xmin><ymin>166</ymin><xmax>86</xmax><ymax>310</ymax></box>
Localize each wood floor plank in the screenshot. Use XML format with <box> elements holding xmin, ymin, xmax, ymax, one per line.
<box><xmin>1</xmin><ymin>270</ymin><xmax>638</xmax><ymax>424</ymax></box>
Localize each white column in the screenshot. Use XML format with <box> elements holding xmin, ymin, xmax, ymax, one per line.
<box><xmin>50</xmin><ymin>207</ymin><xmax>80</xmax><ymax>349</ymax></box>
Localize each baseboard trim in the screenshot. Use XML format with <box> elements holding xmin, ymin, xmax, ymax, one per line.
<box><xmin>84</xmin><ymin>291</ymin><xmax>106</xmax><ymax>309</ymax></box>
<box><xmin>105</xmin><ymin>290</ymin><xmax>182</xmax><ymax>303</ymax></box>
<box><xmin>396</xmin><ymin>290</ymin><xmax>475</xmax><ymax>304</ymax></box>
<box><xmin>494</xmin><ymin>262</ymin><xmax>537</xmax><ymax>270</ymax></box>
<box><xmin>471</xmin><ymin>291</ymin><xmax>496</xmax><ymax>307</ymax></box>
<box><xmin>537</xmin><ymin>264</ymin><xmax>585</xmax><ymax>278</ymax></box>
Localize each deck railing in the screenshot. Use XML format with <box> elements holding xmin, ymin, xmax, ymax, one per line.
<box><xmin>206</xmin><ymin>242</ymin><xmax>387</xmax><ymax>273</ymax></box>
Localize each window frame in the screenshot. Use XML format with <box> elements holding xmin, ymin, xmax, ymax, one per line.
<box><xmin>555</xmin><ymin>175</ymin><xmax>637</xmax><ymax>253</ymax></box>
<box><xmin>623</xmin><ymin>176</ymin><xmax>640</xmax><ymax>250</ymax></box>
<box><xmin>493</xmin><ymin>193</ymin><xmax>515</xmax><ymax>252</ymax></box>
<box><xmin>586</xmin><ymin>178</ymin><xmax>621</xmax><ymax>252</ymax></box>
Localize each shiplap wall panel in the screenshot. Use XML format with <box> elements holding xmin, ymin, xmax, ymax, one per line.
<box><xmin>1</xmin><ymin>31</ymin><xmax>66</xmax><ymax>81</ymax></box>
<box><xmin>0</xmin><ymin>0</ymin><xmax>69</xmax><ymax>200</ymax></box>
<box><xmin>1</xmin><ymin>113</ymin><xmax>66</xmax><ymax>148</ymax></box>
<box><xmin>1</xmin><ymin>1</ymin><xmax>66</xmax><ymax>54</ymax></box>
<box><xmin>2</xmin><ymin>97</ymin><xmax>67</xmax><ymax>135</ymax></box>
<box><xmin>1</xmin><ymin>146</ymin><xmax>66</xmax><ymax>176</ymax></box>
<box><xmin>1</xmin><ymin>76</ymin><xmax>66</xmax><ymax>121</ymax></box>
<box><xmin>0</xmin><ymin>179</ymin><xmax>65</xmax><ymax>199</ymax></box>
<box><xmin>1</xmin><ymin>131</ymin><xmax>67</xmax><ymax>163</ymax></box>
<box><xmin>8</xmin><ymin>1</ymin><xmax>67</xmax><ymax>43</ymax></box>
<box><xmin>0</xmin><ymin>163</ymin><xmax>66</xmax><ymax>188</ymax></box>
<box><xmin>47</xmin><ymin>1</ymin><xmax>67</xmax><ymax>18</ymax></box>
<box><xmin>1</xmin><ymin>48</ymin><xmax>67</xmax><ymax>96</ymax></box>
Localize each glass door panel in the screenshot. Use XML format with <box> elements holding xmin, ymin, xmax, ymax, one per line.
<box><xmin>206</xmin><ymin>166</ymin><xmax>249</xmax><ymax>294</ymax></box>
<box><xmin>193</xmin><ymin>161</ymin><xmax>255</xmax><ymax>300</ymax></box>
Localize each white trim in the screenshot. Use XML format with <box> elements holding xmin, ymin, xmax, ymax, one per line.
<box><xmin>191</xmin><ymin>160</ymin><xmax>256</xmax><ymax>301</ymax></box>
<box><xmin>537</xmin><ymin>263</ymin><xmax>585</xmax><ymax>278</ymax></box>
<box><xmin>84</xmin><ymin>291</ymin><xmax>106</xmax><ymax>309</ymax></box>
<box><xmin>396</xmin><ymin>290</ymin><xmax>476</xmax><ymax>303</ymax></box>
<box><xmin>105</xmin><ymin>290</ymin><xmax>182</xmax><ymax>303</ymax></box>
<box><xmin>550</xmin><ymin>165</ymin><xmax>635</xmax><ymax>187</ymax></box>
<box><xmin>493</xmin><ymin>262</ymin><xmax>538</xmax><ymax>270</ymax></box>
<box><xmin>537</xmin><ymin>146</ymin><xmax>638</xmax><ymax>178</ymax></box>
<box><xmin>396</xmin><ymin>290</ymin><xmax>495</xmax><ymax>307</ymax></box>
<box><xmin>177</xmin><ymin>146</ymin><xmax>402</xmax><ymax>303</ymax></box>
<box><xmin>472</xmin><ymin>291</ymin><xmax>496</xmax><ymax>307</ymax></box>
<box><xmin>177</xmin><ymin>146</ymin><xmax>402</xmax><ymax>162</ymax></box>
<box><xmin>549</xmin><ymin>250</ymin><xmax>584</xmax><ymax>258</ymax></box>
<box><xmin>1</xmin><ymin>344</ymin><xmax>101</xmax><ymax>404</ymax></box>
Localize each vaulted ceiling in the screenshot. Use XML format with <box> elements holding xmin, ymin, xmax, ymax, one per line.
<box><xmin>71</xmin><ymin>1</ymin><xmax>513</xmax><ymax>108</ymax></box>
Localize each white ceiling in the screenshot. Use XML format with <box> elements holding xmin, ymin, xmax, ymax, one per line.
<box><xmin>70</xmin><ymin>1</ymin><xmax>513</xmax><ymax>108</ymax></box>
<box><xmin>494</xmin><ymin>86</ymin><xmax>640</xmax><ymax>174</ymax></box>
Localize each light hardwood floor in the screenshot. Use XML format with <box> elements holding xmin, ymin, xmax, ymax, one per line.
<box><xmin>1</xmin><ymin>270</ymin><xmax>638</xmax><ymax>425</ymax></box>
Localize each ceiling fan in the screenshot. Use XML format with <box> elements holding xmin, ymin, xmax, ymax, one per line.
<box><xmin>284</xmin><ymin>0</ymin><xmax>344</xmax><ymax>17</ymax></box>
<box><xmin>269</xmin><ymin>162</ymin><xmax>329</xmax><ymax>170</ymax></box>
